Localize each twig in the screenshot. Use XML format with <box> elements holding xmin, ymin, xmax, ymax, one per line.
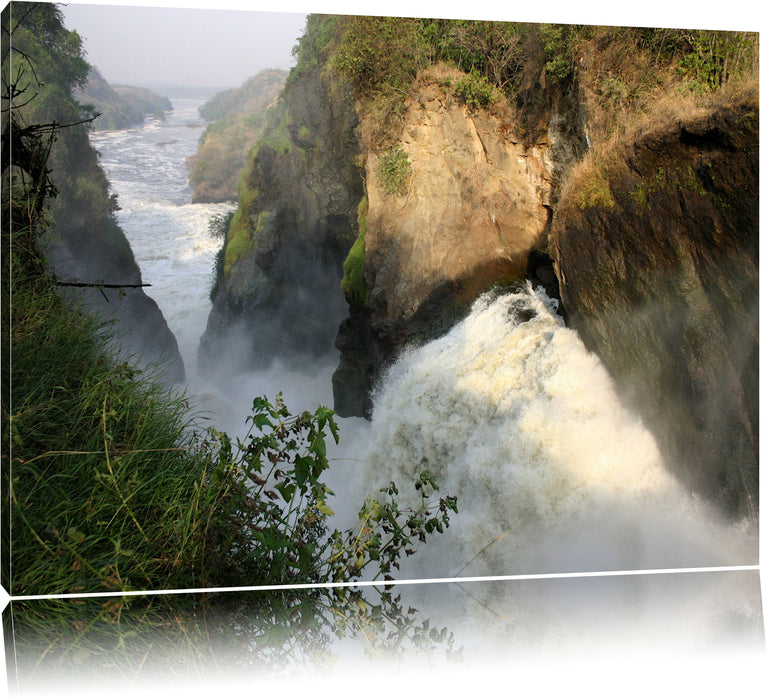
<box><xmin>453</xmin><ymin>533</ymin><xmax>507</xmax><ymax>578</ymax></box>
<box><xmin>53</xmin><ymin>280</ymin><xmax>152</xmax><ymax>289</ymax></box>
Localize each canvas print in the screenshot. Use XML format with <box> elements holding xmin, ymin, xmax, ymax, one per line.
<box><xmin>1</xmin><ymin>0</ymin><xmax>764</xmax><ymax>692</ymax></box>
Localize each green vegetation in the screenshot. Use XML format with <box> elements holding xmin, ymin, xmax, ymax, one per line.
<box><xmin>187</xmin><ymin>69</ymin><xmax>286</xmax><ymax>202</ymax></box>
<box><xmin>289</xmin><ymin>15</ymin><xmax>757</xmax><ymax>127</ymax></box>
<box><xmin>3</xmin><ymin>4</ymin><xmax>458</xmax><ymax>601</ymax></box>
<box><xmin>9</xmin><ymin>587</ymin><xmax>460</xmax><ymax>683</ymax></box>
<box><xmin>6</xmin><ymin>155</ymin><xmax>455</xmax><ymax>595</ymax></box>
<box><xmin>539</xmin><ymin>24</ymin><xmax>577</xmax><ymax>84</ymax></box>
<box><xmin>214</xmin><ymin>90</ymin><xmax>303</xmax><ymax>275</ymax></box>
<box><xmin>330</xmin><ymin>16</ymin><xmax>425</xmax><ymax>97</ymax></box>
<box><xmin>454</xmin><ymin>71</ymin><xmax>503</xmax><ymax>109</ymax></box>
<box><xmin>75</xmin><ymin>68</ymin><xmax>172</xmax><ymax>131</ymax></box>
<box><xmin>6</xmin><ymin>269</ymin><xmax>456</xmax><ymax>593</ymax></box>
<box><xmin>3</xmin><ymin>3</ymin><xmax>139</xmax><ymax>278</ymax></box>
<box><xmin>223</xmin><ymin>214</ymin><xmax>254</xmax><ymax>275</ymax></box>
<box><xmin>341</xmin><ymin>196</ymin><xmax>370</xmax><ymax>309</ymax></box>
<box><xmin>377</xmin><ymin>145</ymin><xmax>411</xmax><ymax>196</ymax></box>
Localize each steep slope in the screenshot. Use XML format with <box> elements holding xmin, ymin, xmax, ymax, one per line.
<box><xmin>186</xmin><ymin>69</ymin><xmax>287</xmax><ymax>203</ymax></box>
<box><xmin>552</xmin><ymin>86</ymin><xmax>759</xmax><ymax>518</ymax></box>
<box><xmin>198</xmin><ymin>56</ymin><xmax>362</xmax><ymax>374</ymax></box>
<box><xmin>5</xmin><ymin>3</ymin><xmax>184</xmax><ymax>383</ymax></box>
<box><xmin>75</xmin><ymin>66</ymin><xmax>172</xmax><ymax>130</ymax></box>
<box><xmin>198</xmin><ymin>16</ymin><xmax>758</xmax><ymax>518</ymax></box>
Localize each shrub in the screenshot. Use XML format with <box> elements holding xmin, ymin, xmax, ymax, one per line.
<box><xmin>377</xmin><ymin>146</ymin><xmax>412</xmax><ymax>196</ymax></box>
<box><xmin>676</xmin><ymin>30</ymin><xmax>759</xmax><ymax>92</ymax></box>
<box><xmin>331</xmin><ymin>16</ymin><xmax>426</xmax><ymax>97</ymax></box>
<box><xmin>207</xmin><ymin>210</ymin><xmax>234</xmax><ymax>240</ymax></box>
<box><xmin>7</xmin><ymin>283</ymin><xmax>457</xmax><ymax>593</ymax></box>
<box><xmin>454</xmin><ymin>71</ymin><xmax>501</xmax><ymax>109</ymax></box>
<box><xmin>539</xmin><ymin>24</ymin><xmax>578</xmax><ymax>85</ymax></box>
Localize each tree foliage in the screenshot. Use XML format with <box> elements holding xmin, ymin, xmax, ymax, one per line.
<box><xmin>3</xmin><ymin>2</ymin><xmax>136</xmax><ymax>279</ymax></box>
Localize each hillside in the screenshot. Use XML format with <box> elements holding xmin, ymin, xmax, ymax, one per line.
<box><xmin>4</xmin><ymin>3</ymin><xmax>183</xmax><ymax>381</ymax></box>
<box><xmin>75</xmin><ymin>66</ymin><xmax>172</xmax><ymax>130</ymax></box>
<box><xmin>186</xmin><ymin>68</ymin><xmax>287</xmax><ymax>202</ymax></box>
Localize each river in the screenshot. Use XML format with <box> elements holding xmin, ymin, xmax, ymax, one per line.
<box><xmin>83</xmin><ymin>91</ymin><xmax>764</xmax><ymax>684</ymax></box>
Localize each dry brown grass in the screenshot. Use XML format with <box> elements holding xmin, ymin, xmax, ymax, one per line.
<box><xmin>556</xmin><ymin>76</ymin><xmax>758</xmax><ymax>229</ymax></box>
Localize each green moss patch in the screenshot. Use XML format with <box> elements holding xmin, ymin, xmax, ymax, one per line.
<box><xmin>341</xmin><ymin>196</ymin><xmax>370</xmax><ymax>308</ymax></box>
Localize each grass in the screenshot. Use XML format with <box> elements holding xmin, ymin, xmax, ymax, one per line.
<box><xmin>6</xmin><ymin>271</ymin><xmax>459</xmax><ymax>596</ymax></box>
<box><xmin>377</xmin><ymin>146</ymin><xmax>411</xmax><ymax>196</ymax></box>
<box><xmin>5</xmin><ymin>250</ymin><xmax>458</xmax><ymax>596</ymax></box>
<box><xmin>6</xmin><ymin>278</ymin><xmax>225</xmax><ymax>595</ymax></box>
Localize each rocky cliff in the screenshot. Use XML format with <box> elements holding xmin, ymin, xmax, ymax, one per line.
<box><xmin>198</xmin><ymin>63</ymin><xmax>363</xmax><ymax>374</ymax></box>
<box><xmin>44</xmin><ymin>225</ymin><xmax>185</xmax><ymax>385</ymax></box>
<box><xmin>40</xmin><ymin>117</ymin><xmax>184</xmax><ymax>384</ymax></box>
<box><xmin>552</xmin><ymin>87</ymin><xmax>759</xmax><ymax>518</ymax></box>
<box><xmin>5</xmin><ymin>3</ymin><xmax>184</xmax><ymax>384</ymax></box>
<box><xmin>200</xmin><ymin>17</ymin><xmax>758</xmax><ymax>518</ymax></box>
<box><xmin>333</xmin><ymin>66</ymin><xmax>585</xmax><ymax>416</ymax></box>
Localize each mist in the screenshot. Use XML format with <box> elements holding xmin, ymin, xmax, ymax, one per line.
<box><xmin>60</xmin><ymin>3</ymin><xmax>308</xmax><ymax>89</ymax></box>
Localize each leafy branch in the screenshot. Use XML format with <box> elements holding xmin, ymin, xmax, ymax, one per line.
<box><xmin>199</xmin><ymin>393</ymin><xmax>457</xmax><ymax>587</ymax></box>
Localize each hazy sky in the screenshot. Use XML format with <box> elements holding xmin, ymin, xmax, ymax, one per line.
<box><xmin>58</xmin><ymin>1</ymin><xmax>762</xmax><ymax>89</ymax></box>
<box><xmin>60</xmin><ymin>3</ymin><xmax>308</xmax><ymax>88</ymax></box>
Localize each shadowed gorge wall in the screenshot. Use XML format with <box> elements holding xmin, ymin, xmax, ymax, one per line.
<box><xmin>198</xmin><ymin>60</ymin><xmax>363</xmax><ymax>375</ymax></box>
<box><xmin>552</xmin><ymin>88</ymin><xmax>759</xmax><ymax>518</ymax></box>
<box><xmin>4</xmin><ymin>2</ymin><xmax>184</xmax><ymax>383</ymax></box>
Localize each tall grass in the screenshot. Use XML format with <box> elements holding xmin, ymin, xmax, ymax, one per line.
<box><xmin>5</xmin><ymin>253</ymin><xmax>458</xmax><ymax>596</ymax></box>
<box><xmin>6</xmin><ymin>277</ymin><xmax>226</xmax><ymax>595</ymax></box>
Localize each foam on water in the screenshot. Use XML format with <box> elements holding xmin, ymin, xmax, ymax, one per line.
<box><xmin>90</xmin><ymin>99</ymin><xmax>234</xmax><ymax>374</ymax></box>
<box><xmin>357</xmin><ymin>285</ymin><xmax>757</xmax><ymax>578</ymax></box>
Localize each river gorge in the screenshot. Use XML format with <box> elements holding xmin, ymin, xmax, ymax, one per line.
<box><xmin>3</xmin><ymin>7</ymin><xmax>765</xmax><ymax>695</ymax></box>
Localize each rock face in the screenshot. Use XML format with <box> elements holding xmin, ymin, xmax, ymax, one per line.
<box><xmin>186</xmin><ymin>69</ymin><xmax>287</xmax><ymax>204</ymax></box>
<box><xmin>44</xmin><ymin>76</ymin><xmax>184</xmax><ymax>385</ymax></box>
<box><xmin>198</xmin><ymin>66</ymin><xmax>363</xmax><ymax>375</ymax></box>
<box><xmin>45</xmin><ymin>219</ymin><xmax>185</xmax><ymax>385</ymax></box>
<box><xmin>332</xmin><ymin>69</ymin><xmax>585</xmax><ymax>416</ymax></box>
<box><xmin>551</xmin><ymin>89</ymin><xmax>759</xmax><ymax>518</ymax></box>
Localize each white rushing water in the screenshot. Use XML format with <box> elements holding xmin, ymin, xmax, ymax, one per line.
<box><xmin>90</xmin><ymin>93</ymin><xmax>757</xmax><ymax>583</ymax></box>
<box><xmin>89</xmin><ymin>96</ymin><xmax>234</xmax><ymax>378</ymax></box>
<box><xmin>357</xmin><ymin>287</ymin><xmax>758</xmax><ymax>578</ymax></box>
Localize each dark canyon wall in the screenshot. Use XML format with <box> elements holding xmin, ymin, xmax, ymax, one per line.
<box><xmin>5</xmin><ymin>3</ymin><xmax>184</xmax><ymax>384</ymax></box>
<box><xmin>552</xmin><ymin>88</ymin><xmax>759</xmax><ymax>518</ymax></box>
<box><xmin>198</xmin><ymin>64</ymin><xmax>363</xmax><ymax>375</ymax></box>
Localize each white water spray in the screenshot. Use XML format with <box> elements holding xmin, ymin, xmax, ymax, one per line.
<box><xmin>358</xmin><ymin>285</ymin><xmax>757</xmax><ymax>578</ymax></box>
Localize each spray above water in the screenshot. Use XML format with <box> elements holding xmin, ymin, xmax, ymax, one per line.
<box><xmin>359</xmin><ymin>285</ymin><xmax>757</xmax><ymax>578</ymax></box>
<box><xmin>89</xmin><ymin>96</ymin><xmax>756</xmax><ymax>584</ymax></box>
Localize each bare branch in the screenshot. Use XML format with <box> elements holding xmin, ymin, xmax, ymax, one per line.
<box><xmin>53</xmin><ymin>280</ymin><xmax>153</xmax><ymax>289</ymax></box>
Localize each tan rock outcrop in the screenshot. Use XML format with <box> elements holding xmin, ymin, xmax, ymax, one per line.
<box><xmin>363</xmin><ymin>73</ymin><xmax>552</xmax><ymax>323</ymax></box>
<box><xmin>333</xmin><ymin>68</ymin><xmax>582</xmax><ymax>416</ymax></box>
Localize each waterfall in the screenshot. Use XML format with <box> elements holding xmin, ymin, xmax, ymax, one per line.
<box><xmin>88</xmin><ymin>97</ymin><xmax>757</xmax><ymax>583</ymax></box>
<box><xmin>356</xmin><ymin>284</ymin><xmax>757</xmax><ymax>579</ymax></box>
<box><xmin>76</xmin><ymin>94</ymin><xmax>762</xmax><ymax>676</ymax></box>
